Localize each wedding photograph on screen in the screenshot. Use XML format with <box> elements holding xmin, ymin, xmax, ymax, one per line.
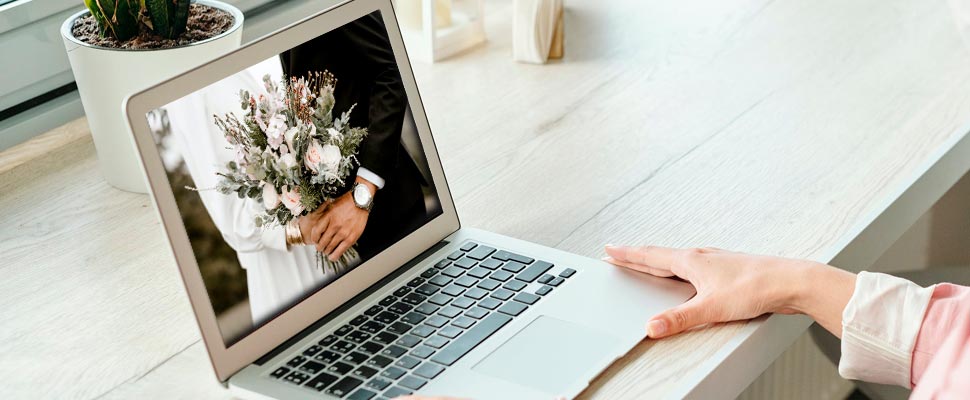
<box><xmin>146</xmin><ymin>11</ymin><xmax>442</xmax><ymax>346</ymax></box>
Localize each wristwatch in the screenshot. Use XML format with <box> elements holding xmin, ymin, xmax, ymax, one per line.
<box><xmin>352</xmin><ymin>182</ymin><xmax>374</xmax><ymax>212</ymax></box>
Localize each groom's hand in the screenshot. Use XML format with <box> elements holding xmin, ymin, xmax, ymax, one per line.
<box><xmin>316</xmin><ymin>182</ymin><xmax>373</xmax><ymax>261</ymax></box>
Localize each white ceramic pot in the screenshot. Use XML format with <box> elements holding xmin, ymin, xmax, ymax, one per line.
<box><xmin>61</xmin><ymin>0</ymin><xmax>243</xmax><ymax>193</ymax></box>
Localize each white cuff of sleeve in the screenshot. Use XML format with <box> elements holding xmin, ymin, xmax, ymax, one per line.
<box><xmin>357</xmin><ymin>167</ymin><xmax>385</xmax><ymax>189</ymax></box>
<box><xmin>260</xmin><ymin>224</ymin><xmax>289</xmax><ymax>252</ymax></box>
<box><xmin>838</xmin><ymin>271</ymin><xmax>935</xmax><ymax>388</ymax></box>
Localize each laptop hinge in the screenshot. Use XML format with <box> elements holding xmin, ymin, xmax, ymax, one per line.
<box><xmin>254</xmin><ymin>239</ymin><xmax>451</xmax><ymax>365</ymax></box>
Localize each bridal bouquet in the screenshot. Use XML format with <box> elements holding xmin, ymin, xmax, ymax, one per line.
<box><xmin>212</xmin><ymin>72</ymin><xmax>367</xmax><ymax>274</ymax></box>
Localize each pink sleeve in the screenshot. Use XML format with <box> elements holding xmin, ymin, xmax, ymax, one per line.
<box><xmin>908</xmin><ymin>283</ymin><xmax>970</xmax><ymax>398</ymax></box>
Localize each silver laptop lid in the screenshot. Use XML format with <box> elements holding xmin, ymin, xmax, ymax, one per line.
<box><xmin>123</xmin><ymin>0</ymin><xmax>459</xmax><ymax>382</ymax></box>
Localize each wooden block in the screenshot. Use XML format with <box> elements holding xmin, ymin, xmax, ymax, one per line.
<box><xmin>548</xmin><ymin>7</ymin><xmax>564</xmax><ymax>59</ymax></box>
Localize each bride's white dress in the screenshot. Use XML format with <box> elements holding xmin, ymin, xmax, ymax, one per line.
<box><xmin>164</xmin><ymin>57</ymin><xmax>336</xmax><ymax>327</ymax></box>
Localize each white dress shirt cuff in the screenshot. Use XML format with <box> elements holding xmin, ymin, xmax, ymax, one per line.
<box><xmin>838</xmin><ymin>271</ymin><xmax>935</xmax><ymax>387</ymax></box>
<box><xmin>357</xmin><ymin>167</ymin><xmax>385</xmax><ymax>189</ymax></box>
<box><xmin>260</xmin><ymin>224</ymin><xmax>289</xmax><ymax>252</ymax></box>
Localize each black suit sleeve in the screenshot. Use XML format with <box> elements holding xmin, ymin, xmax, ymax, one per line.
<box><xmin>339</xmin><ymin>13</ymin><xmax>407</xmax><ymax>183</ymax></box>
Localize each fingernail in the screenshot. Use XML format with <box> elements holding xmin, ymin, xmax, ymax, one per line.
<box><xmin>605</xmin><ymin>243</ymin><xmax>616</xmax><ymax>249</ymax></box>
<box><xmin>647</xmin><ymin>319</ymin><xmax>667</xmax><ymax>338</ymax></box>
<box><xmin>601</xmin><ymin>256</ymin><xmax>611</xmax><ymax>261</ymax></box>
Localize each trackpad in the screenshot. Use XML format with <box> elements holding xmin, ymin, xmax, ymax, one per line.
<box><xmin>472</xmin><ymin>315</ymin><xmax>623</xmax><ymax>395</ymax></box>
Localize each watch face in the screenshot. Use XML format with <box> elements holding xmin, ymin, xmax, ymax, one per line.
<box><xmin>354</xmin><ymin>184</ymin><xmax>371</xmax><ymax>205</ymax></box>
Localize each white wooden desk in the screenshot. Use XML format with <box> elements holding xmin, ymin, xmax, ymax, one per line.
<box><xmin>4</xmin><ymin>0</ymin><xmax>970</xmax><ymax>398</ymax></box>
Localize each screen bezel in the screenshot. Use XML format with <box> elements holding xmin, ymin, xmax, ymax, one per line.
<box><xmin>123</xmin><ymin>0</ymin><xmax>459</xmax><ymax>382</ymax></box>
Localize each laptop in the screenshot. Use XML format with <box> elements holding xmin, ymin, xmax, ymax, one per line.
<box><xmin>123</xmin><ymin>0</ymin><xmax>694</xmax><ymax>398</ymax></box>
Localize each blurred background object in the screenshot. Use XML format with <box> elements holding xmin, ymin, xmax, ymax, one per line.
<box><xmin>395</xmin><ymin>0</ymin><xmax>485</xmax><ymax>62</ymax></box>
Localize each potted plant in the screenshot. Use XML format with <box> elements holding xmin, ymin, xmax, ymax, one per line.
<box><xmin>61</xmin><ymin>0</ymin><xmax>244</xmax><ymax>193</ymax></box>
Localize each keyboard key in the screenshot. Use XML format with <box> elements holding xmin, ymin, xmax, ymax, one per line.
<box><xmin>466</xmin><ymin>245</ymin><xmax>496</xmax><ymax>260</ymax></box>
<box><xmin>331</xmin><ymin>341</ymin><xmax>358</xmax><ymax>355</ymax></box>
<box><xmin>399</xmin><ymin>375</ymin><xmax>429</xmax><ymax>390</ymax></box>
<box><xmin>501</xmin><ymin>261</ymin><xmax>527</xmax><ymax>273</ymax></box>
<box><xmin>284</xmin><ymin>371</ymin><xmax>310</xmax><ymax>385</ymax></box>
<box><xmin>319</xmin><ymin>334</ymin><xmax>338</xmax><ymax>347</ymax></box>
<box><xmin>491</xmin><ymin>250</ymin><xmax>512</xmax><ymax>261</ymax></box>
<box><xmin>509</xmin><ymin>253</ymin><xmax>535</xmax><ymax>264</ymax></box>
<box><xmin>364</xmin><ymin>305</ymin><xmax>383</xmax><ymax>316</ymax></box>
<box><xmin>393</xmin><ymin>287</ymin><xmax>411</xmax><ymax>297</ymax></box>
<box><xmin>548</xmin><ymin>277</ymin><xmax>565</xmax><ymax>287</ymax></box>
<box><xmin>465</xmin><ymin>307</ymin><xmax>489</xmax><ymax>319</ymax></box>
<box><xmin>360</xmin><ymin>321</ymin><xmax>385</xmax><ymax>334</ymax></box>
<box><xmin>387</xmin><ymin>322</ymin><xmax>413</xmax><ymax>335</ymax></box>
<box><xmin>304</xmin><ymin>372</ymin><xmax>338</xmax><ymax>391</ymax></box>
<box><xmin>388</xmin><ymin>302</ymin><xmax>413</xmax><ymax>314</ymax></box>
<box><xmin>401</xmin><ymin>311</ymin><xmax>426</xmax><ymax>325</ymax></box>
<box><xmin>270</xmin><ymin>366</ymin><xmax>290</xmax><ymax>378</ymax></box>
<box><xmin>428</xmin><ymin>294</ymin><xmax>453</xmax><ymax>306</ymax></box>
<box><xmin>366</xmin><ymin>355</ymin><xmax>393</xmax><ymax>368</ymax></box>
<box><xmin>454</xmin><ymin>257</ymin><xmax>477</xmax><ymax>269</ymax></box>
<box><xmin>410</xmin><ymin>325</ymin><xmax>435</xmax><ymax>338</ymax></box>
<box><xmin>373</xmin><ymin>332</ymin><xmax>398</xmax><ymax>345</ymax></box>
<box><xmin>414</xmin><ymin>362</ymin><xmax>446</xmax><ymax>379</ymax></box>
<box><xmin>560</xmin><ymin>268</ymin><xmax>577</xmax><ymax>278</ymax></box>
<box><xmin>479</xmin><ymin>258</ymin><xmax>503</xmax><ymax>270</ymax></box>
<box><xmin>407</xmin><ymin>277</ymin><xmax>425</xmax><ymax>287</ymax></box>
<box><xmin>537</xmin><ymin>274</ymin><xmax>554</xmax><ymax>284</ymax></box>
<box><xmin>420</xmin><ymin>268</ymin><xmax>438</xmax><ymax>279</ymax></box>
<box><xmin>424</xmin><ymin>335</ymin><xmax>449</xmax><ymax>349</ymax></box>
<box><xmin>442</xmin><ymin>284</ymin><xmax>465</xmax><ymax>297</ymax></box>
<box><xmin>424</xmin><ymin>315</ymin><xmax>448</xmax><ymax>328</ymax></box>
<box><xmin>287</xmin><ymin>355</ymin><xmax>306</xmax><ymax>368</ymax></box>
<box><xmin>395</xmin><ymin>335</ymin><xmax>422</xmax><ymax>348</ymax></box>
<box><xmin>503</xmin><ymin>280</ymin><xmax>526</xmax><ymax>292</ymax></box>
<box><xmin>477</xmin><ymin>297</ymin><xmax>501</xmax><ymax>310</ymax></box>
<box><xmin>447</xmin><ymin>250</ymin><xmax>464</xmax><ymax>260</ymax></box>
<box><xmin>490</xmin><ymin>270</ymin><xmax>513</xmax><ymax>282</ymax></box>
<box><xmin>402</xmin><ymin>293</ymin><xmax>427</xmax><ymax>306</ymax></box>
<box><xmin>498</xmin><ymin>302</ymin><xmax>528</xmax><ymax>317</ymax></box>
<box><xmin>381</xmin><ymin>345</ymin><xmax>408</xmax><ymax>358</ymax></box>
<box><xmin>384</xmin><ymin>386</ymin><xmax>412</xmax><ymax>398</ymax></box>
<box><xmin>513</xmin><ymin>292</ymin><xmax>540</xmax><ymax>305</ymax></box>
<box><xmin>379</xmin><ymin>296</ymin><xmax>397</xmax><ymax>307</ymax></box>
<box><xmin>536</xmin><ymin>285</ymin><xmax>553</xmax><ymax>296</ymax></box>
<box><xmin>326</xmin><ymin>361</ymin><xmax>354</xmax><ymax>375</ymax></box>
<box><xmin>435</xmin><ymin>259</ymin><xmax>451</xmax><ymax>268</ymax></box>
<box><xmin>431</xmin><ymin>313</ymin><xmax>513</xmax><ymax>366</ymax></box>
<box><xmin>343</xmin><ymin>352</ymin><xmax>369</xmax><ymax>365</ymax></box>
<box><xmin>467</xmin><ymin>267</ymin><xmax>490</xmax><ymax>279</ymax></box>
<box><xmin>374</xmin><ymin>311</ymin><xmax>399</xmax><ymax>324</ymax></box>
<box><xmin>517</xmin><ymin>261</ymin><xmax>554</xmax><ymax>283</ymax></box>
<box><xmin>366</xmin><ymin>377</ymin><xmax>392</xmax><ymax>391</ymax></box>
<box><xmin>348</xmin><ymin>388</ymin><xmax>377</xmax><ymax>400</ymax></box>
<box><xmin>460</xmin><ymin>242</ymin><xmax>478</xmax><ymax>251</ymax></box>
<box><xmin>415</xmin><ymin>303</ymin><xmax>440</xmax><ymax>315</ymax></box>
<box><xmin>476</xmin><ymin>279</ymin><xmax>501</xmax><ymax>291</ymax></box>
<box><xmin>452</xmin><ymin>316</ymin><xmax>476</xmax><ymax>329</ymax></box>
<box><xmin>299</xmin><ymin>360</ymin><xmax>326</xmax><ymax>374</ymax></box>
<box><xmin>428</xmin><ymin>275</ymin><xmax>453</xmax><ymax>287</ymax></box>
<box><xmin>326</xmin><ymin>376</ymin><xmax>363</xmax><ymax>397</ymax></box>
<box><xmin>346</xmin><ymin>331</ymin><xmax>372</xmax><ymax>344</ymax></box>
<box><xmin>450</xmin><ymin>296</ymin><xmax>475</xmax><ymax>309</ymax></box>
<box><xmin>438</xmin><ymin>326</ymin><xmax>463</xmax><ymax>339</ymax></box>
<box><xmin>490</xmin><ymin>288</ymin><xmax>514</xmax><ymax>301</ymax></box>
<box><xmin>358</xmin><ymin>342</ymin><xmax>384</xmax><ymax>355</ymax></box>
<box><xmin>381</xmin><ymin>366</ymin><xmax>407</xmax><ymax>380</ymax></box>
<box><xmin>454</xmin><ymin>275</ymin><xmax>478</xmax><ymax>288</ymax></box>
<box><xmin>335</xmin><ymin>325</ymin><xmax>354</xmax><ymax>336</ymax></box>
<box><xmin>396</xmin><ymin>355</ymin><xmax>421</xmax><ymax>369</ymax></box>
<box><xmin>464</xmin><ymin>287</ymin><xmax>488</xmax><ymax>300</ymax></box>
<box><xmin>441</xmin><ymin>266</ymin><xmax>464</xmax><ymax>278</ymax></box>
<box><xmin>437</xmin><ymin>306</ymin><xmax>462</xmax><ymax>318</ymax></box>
<box><xmin>314</xmin><ymin>350</ymin><xmax>341</xmax><ymax>363</ymax></box>
<box><xmin>410</xmin><ymin>345</ymin><xmax>435</xmax><ymax>359</ymax></box>
<box><xmin>303</xmin><ymin>345</ymin><xmax>323</xmax><ymax>357</ymax></box>
<box><xmin>349</xmin><ymin>315</ymin><xmax>369</xmax><ymax>326</ymax></box>
<box><xmin>352</xmin><ymin>365</ymin><xmax>379</xmax><ymax>379</ymax></box>
<box><xmin>415</xmin><ymin>283</ymin><xmax>440</xmax><ymax>296</ymax></box>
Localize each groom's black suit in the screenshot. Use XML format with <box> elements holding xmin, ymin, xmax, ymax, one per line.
<box><xmin>281</xmin><ymin>11</ymin><xmax>427</xmax><ymax>260</ymax></box>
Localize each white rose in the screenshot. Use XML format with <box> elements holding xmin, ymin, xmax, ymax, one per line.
<box><xmin>326</xmin><ymin>127</ymin><xmax>342</xmax><ymax>141</ymax></box>
<box><xmin>278</xmin><ymin>152</ymin><xmax>298</xmax><ymax>171</ymax></box>
<box><xmin>319</xmin><ymin>144</ymin><xmax>342</xmax><ymax>173</ymax></box>
<box><xmin>262</xmin><ymin>183</ymin><xmax>281</xmax><ymax>210</ymax></box>
<box><xmin>284</xmin><ymin>126</ymin><xmax>299</xmax><ymax>150</ymax></box>
<box><xmin>280</xmin><ymin>186</ymin><xmax>305</xmax><ymax>215</ymax></box>
<box><xmin>265</xmin><ymin>114</ymin><xmax>287</xmax><ymax>149</ymax></box>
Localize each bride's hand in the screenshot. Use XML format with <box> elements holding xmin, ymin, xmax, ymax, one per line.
<box><xmin>602</xmin><ymin>245</ymin><xmax>853</xmax><ymax>338</ymax></box>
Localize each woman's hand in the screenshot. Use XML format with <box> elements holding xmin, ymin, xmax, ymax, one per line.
<box><xmin>603</xmin><ymin>245</ymin><xmax>856</xmax><ymax>339</ymax></box>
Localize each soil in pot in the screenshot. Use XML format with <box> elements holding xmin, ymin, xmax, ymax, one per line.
<box><xmin>72</xmin><ymin>3</ymin><xmax>234</xmax><ymax>50</ymax></box>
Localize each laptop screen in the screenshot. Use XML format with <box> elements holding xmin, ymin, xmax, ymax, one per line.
<box><xmin>145</xmin><ymin>10</ymin><xmax>443</xmax><ymax>346</ymax></box>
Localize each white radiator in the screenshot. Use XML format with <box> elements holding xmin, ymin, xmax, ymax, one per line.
<box><xmin>736</xmin><ymin>331</ymin><xmax>855</xmax><ymax>400</ymax></box>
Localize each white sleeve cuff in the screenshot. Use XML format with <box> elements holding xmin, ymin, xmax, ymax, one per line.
<box><xmin>838</xmin><ymin>271</ymin><xmax>935</xmax><ymax>387</ymax></box>
<box><xmin>260</xmin><ymin>224</ymin><xmax>289</xmax><ymax>252</ymax></box>
<box><xmin>357</xmin><ymin>167</ymin><xmax>385</xmax><ymax>189</ymax></box>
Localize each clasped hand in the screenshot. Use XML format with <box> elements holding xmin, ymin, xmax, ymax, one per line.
<box><xmin>298</xmin><ymin>189</ymin><xmax>369</xmax><ymax>261</ymax></box>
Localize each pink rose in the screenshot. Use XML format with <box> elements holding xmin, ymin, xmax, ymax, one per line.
<box><xmin>280</xmin><ymin>185</ymin><xmax>305</xmax><ymax>215</ymax></box>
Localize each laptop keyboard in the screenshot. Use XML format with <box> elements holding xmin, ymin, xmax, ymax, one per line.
<box><xmin>267</xmin><ymin>241</ymin><xmax>577</xmax><ymax>399</ymax></box>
